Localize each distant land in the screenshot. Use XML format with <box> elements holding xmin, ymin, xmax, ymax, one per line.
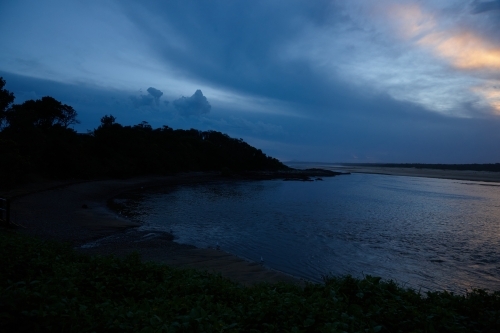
<box><xmin>286</xmin><ymin>162</ymin><xmax>500</xmax><ymax>183</ymax></box>
<box><xmin>341</xmin><ymin>163</ymin><xmax>500</xmax><ymax>172</ymax></box>
<box><xmin>288</xmin><ymin>161</ymin><xmax>500</xmax><ymax>172</ymax></box>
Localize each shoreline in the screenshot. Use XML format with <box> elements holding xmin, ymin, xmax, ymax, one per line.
<box><xmin>308</xmin><ymin>165</ymin><xmax>500</xmax><ymax>183</ymax></box>
<box><xmin>9</xmin><ymin>166</ymin><xmax>497</xmax><ymax>286</ymax></box>
<box><xmin>345</xmin><ymin>167</ymin><xmax>500</xmax><ymax>183</ymax></box>
<box><xmin>7</xmin><ymin>173</ymin><xmax>309</xmax><ymax>286</ymax></box>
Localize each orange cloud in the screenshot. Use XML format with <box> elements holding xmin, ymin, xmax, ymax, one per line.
<box><xmin>472</xmin><ymin>84</ymin><xmax>500</xmax><ymax>113</ymax></box>
<box><xmin>387</xmin><ymin>3</ymin><xmax>500</xmax><ymax>115</ymax></box>
<box><xmin>419</xmin><ymin>31</ymin><xmax>500</xmax><ymax>70</ymax></box>
<box><xmin>388</xmin><ymin>4</ymin><xmax>436</xmax><ymax>38</ymax></box>
<box><xmin>389</xmin><ymin>3</ymin><xmax>500</xmax><ymax>71</ymax></box>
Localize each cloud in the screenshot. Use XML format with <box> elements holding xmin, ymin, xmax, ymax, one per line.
<box><xmin>386</xmin><ymin>3</ymin><xmax>500</xmax><ymax>72</ymax></box>
<box><xmin>173</xmin><ymin>89</ymin><xmax>211</xmax><ymax>117</ymax></box>
<box><xmin>418</xmin><ymin>31</ymin><xmax>500</xmax><ymax>70</ymax></box>
<box><xmin>119</xmin><ymin>1</ymin><xmax>352</xmax><ymax>113</ymax></box>
<box><xmin>472</xmin><ymin>0</ymin><xmax>500</xmax><ymax>13</ymax></box>
<box><xmin>234</xmin><ymin>118</ymin><xmax>284</xmax><ymax>135</ymax></box>
<box><xmin>130</xmin><ymin>86</ymin><xmax>165</xmax><ymax>108</ymax></box>
<box><xmin>383</xmin><ymin>2</ymin><xmax>500</xmax><ymax>113</ymax></box>
<box><xmin>130</xmin><ymin>94</ymin><xmax>154</xmax><ymax>108</ymax></box>
<box><xmin>204</xmin><ymin>116</ymin><xmax>285</xmax><ymax>136</ymax></box>
<box><xmin>472</xmin><ymin>82</ymin><xmax>500</xmax><ymax>113</ymax></box>
<box><xmin>287</xmin><ymin>0</ymin><xmax>500</xmax><ymax>117</ymax></box>
<box><xmin>147</xmin><ymin>87</ymin><xmax>163</xmax><ymax>106</ymax></box>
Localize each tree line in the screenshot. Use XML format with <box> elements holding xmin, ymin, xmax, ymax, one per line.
<box><xmin>0</xmin><ymin>77</ymin><xmax>287</xmax><ymax>188</ymax></box>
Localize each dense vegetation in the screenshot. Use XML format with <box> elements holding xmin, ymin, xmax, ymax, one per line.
<box><xmin>342</xmin><ymin>163</ymin><xmax>500</xmax><ymax>172</ymax></box>
<box><xmin>0</xmin><ymin>77</ymin><xmax>286</xmax><ymax>188</ymax></box>
<box><xmin>1</xmin><ymin>231</ymin><xmax>499</xmax><ymax>332</ymax></box>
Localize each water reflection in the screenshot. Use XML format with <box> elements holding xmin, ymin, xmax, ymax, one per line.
<box><xmin>132</xmin><ymin>174</ymin><xmax>500</xmax><ymax>294</ymax></box>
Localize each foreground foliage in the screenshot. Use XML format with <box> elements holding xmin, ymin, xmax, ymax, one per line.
<box><xmin>1</xmin><ymin>232</ymin><xmax>499</xmax><ymax>332</ymax></box>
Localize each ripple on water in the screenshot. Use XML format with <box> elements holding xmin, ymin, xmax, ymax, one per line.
<box><xmin>123</xmin><ymin>174</ymin><xmax>500</xmax><ymax>294</ymax></box>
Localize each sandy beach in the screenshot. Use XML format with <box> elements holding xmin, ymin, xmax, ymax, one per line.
<box><xmin>6</xmin><ymin>174</ymin><xmax>301</xmax><ymax>286</ymax></box>
<box><xmin>332</xmin><ymin>165</ymin><xmax>500</xmax><ymax>183</ymax></box>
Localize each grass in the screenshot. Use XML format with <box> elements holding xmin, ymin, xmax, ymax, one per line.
<box><xmin>1</xmin><ymin>231</ymin><xmax>499</xmax><ymax>332</ymax></box>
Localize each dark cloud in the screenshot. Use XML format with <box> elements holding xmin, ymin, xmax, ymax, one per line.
<box><xmin>271</xmin><ymin>103</ymin><xmax>500</xmax><ymax>164</ymax></box>
<box><xmin>120</xmin><ymin>0</ymin><xmax>346</xmax><ymax>112</ymax></box>
<box><xmin>472</xmin><ymin>0</ymin><xmax>500</xmax><ymax>13</ymax></box>
<box><xmin>130</xmin><ymin>94</ymin><xmax>154</xmax><ymax>108</ymax></box>
<box><xmin>131</xmin><ymin>86</ymin><xmax>164</xmax><ymax>108</ymax></box>
<box><xmin>471</xmin><ymin>0</ymin><xmax>500</xmax><ymax>43</ymax></box>
<box><xmin>119</xmin><ymin>1</ymin><xmax>500</xmax><ymax>118</ymax></box>
<box><xmin>147</xmin><ymin>87</ymin><xmax>163</xmax><ymax>106</ymax></box>
<box><xmin>203</xmin><ymin>116</ymin><xmax>285</xmax><ymax>136</ymax></box>
<box><xmin>173</xmin><ymin>90</ymin><xmax>211</xmax><ymax>117</ymax></box>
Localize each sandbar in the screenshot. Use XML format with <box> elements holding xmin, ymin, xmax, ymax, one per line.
<box><xmin>333</xmin><ymin>165</ymin><xmax>500</xmax><ymax>183</ymax></box>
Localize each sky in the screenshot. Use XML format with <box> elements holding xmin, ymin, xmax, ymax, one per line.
<box><xmin>1</xmin><ymin>0</ymin><xmax>500</xmax><ymax>163</ymax></box>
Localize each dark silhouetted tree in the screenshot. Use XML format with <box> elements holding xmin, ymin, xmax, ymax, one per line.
<box><xmin>0</xmin><ymin>77</ymin><xmax>288</xmax><ymax>188</ymax></box>
<box><xmin>3</xmin><ymin>96</ymin><xmax>79</xmax><ymax>132</ymax></box>
<box><xmin>0</xmin><ymin>77</ymin><xmax>15</xmax><ymax>130</ymax></box>
<box><xmin>99</xmin><ymin>114</ymin><xmax>116</xmax><ymax>128</ymax></box>
<box><xmin>0</xmin><ymin>89</ymin><xmax>81</xmax><ymax>183</ymax></box>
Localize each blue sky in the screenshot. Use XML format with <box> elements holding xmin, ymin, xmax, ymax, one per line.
<box><xmin>1</xmin><ymin>0</ymin><xmax>500</xmax><ymax>163</ymax></box>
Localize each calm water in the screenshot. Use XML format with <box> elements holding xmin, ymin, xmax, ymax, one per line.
<box><xmin>129</xmin><ymin>173</ymin><xmax>500</xmax><ymax>293</ymax></box>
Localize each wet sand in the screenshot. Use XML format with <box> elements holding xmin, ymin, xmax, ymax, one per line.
<box><xmin>7</xmin><ymin>174</ymin><xmax>302</xmax><ymax>286</ymax></box>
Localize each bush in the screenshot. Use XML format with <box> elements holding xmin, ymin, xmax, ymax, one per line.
<box><xmin>1</xmin><ymin>231</ymin><xmax>499</xmax><ymax>332</ymax></box>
